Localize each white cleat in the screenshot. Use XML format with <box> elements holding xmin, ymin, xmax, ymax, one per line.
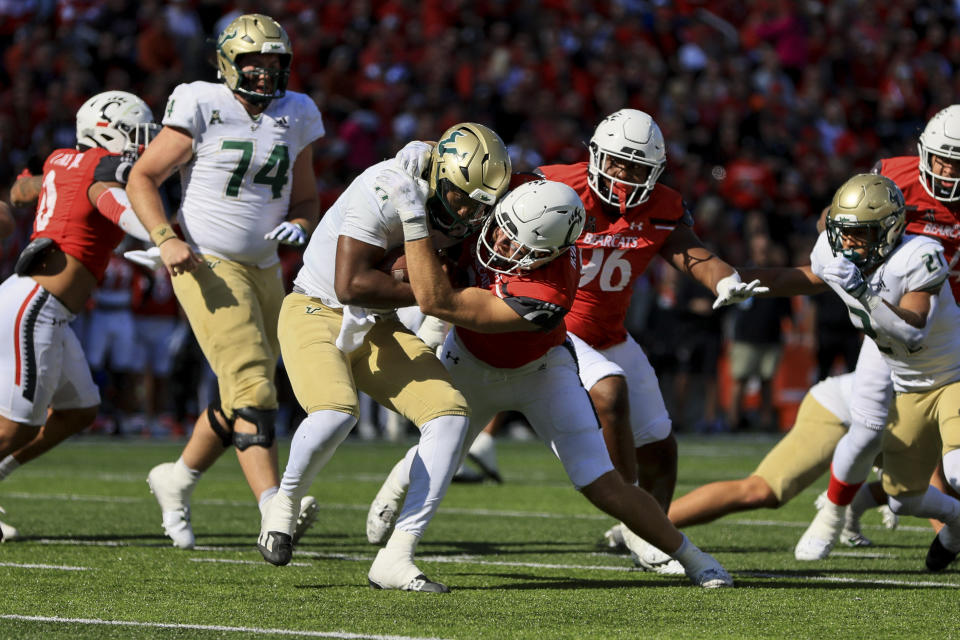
<box><xmin>879</xmin><ymin>504</ymin><xmax>899</xmax><ymax>530</ymax></box>
<box><xmin>795</xmin><ymin>498</ymin><xmax>845</xmax><ymax>561</ymax></box>
<box><xmin>623</xmin><ymin>529</ymin><xmax>686</xmax><ymax>575</ymax></box>
<box><xmin>0</xmin><ymin>506</ymin><xmax>19</xmax><ymax>542</ymax></box>
<box><xmin>682</xmin><ymin>549</ymin><xmax>734</xmax><ymax>589</ymax></box>
<box><xmin>293</xmin><ymin>496</ymin><xmax>319</xmax><ymax>544</ymax></box>
<box><xmin>366</xmin><ymin>498</ymin><xmax>399</xmax><ymax>545</ymax></box>
<box><xmin>367</xmin><ymin>547</ymin><xmax>450</xmax><ymax>593</ymax></box>
<box><xmin>147</xmin><ymin>462</ymin><xmax>195</xmax><ymax>549</ymax></box>
<box><xmin>602</xmin><ymin>523</ymin><xmax>627</xmax><ymax>551</ymax></box>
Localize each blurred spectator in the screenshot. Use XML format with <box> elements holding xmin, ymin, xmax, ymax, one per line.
<box><xmin>726</xmin><ymin>232</ymin><xmax>793</xmax><ymax>432</ymax></box>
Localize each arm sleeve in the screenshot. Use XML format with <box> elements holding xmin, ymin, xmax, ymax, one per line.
<box><xmin>849</xmin><ymin>337</ymin><xmax>893</xmax><ymax>430</ymax></box>
<box><xmin>501</xmin><ymin>295</ymin><xmax>568</xmax><ymax>331</ymax></box>
<box><xmin>96</xmin><ymin>187</ymin><xmax>151</xmax><ymax>242</ymax></box>
<box><xmin>93</xmin><ymin>154</ymin><xmax>134</xmax><ymax>184</ymax></box>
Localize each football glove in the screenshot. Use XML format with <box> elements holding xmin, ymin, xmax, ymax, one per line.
<box><xmin>395</xmin><ymin>141</ymin><xmax>433</xmax><ymax>178</ymax></box>
<box><xmin>264</xmin><ymin>221</ymin><xmax>308</xmax><ymax>246</ymax></box>
<box><xmin>123</xmin><ymin>246</ymin><xmax>164</xmax><ymax>270</ymax></box>
<box><xmin>712</xmin><ymin>272</ymin><xmax>770</xmax><ymax>309</ymax></box>
<box><xmin>378</xmin><ymin>167</ymin><xmax>430</xmax><ymax>241</ymax></box>
<box><xmin>820</xmin><ymin>255</ymin><xmax>868</xmax><ymax>298</ymax></box>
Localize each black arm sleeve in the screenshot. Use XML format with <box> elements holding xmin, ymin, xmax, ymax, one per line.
<box><xmin>93</xmin><ymin>155</ymin><xmax>134</xmax><ymax>185</ymax></box>
<box><xmin>502</xmin><ymin>295</ymin><xmax>568</xmax><ymax>331</ymax></box>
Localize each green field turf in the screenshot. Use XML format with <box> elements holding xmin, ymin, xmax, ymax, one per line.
<box><xmin>0</xmin><ymin>434</ymin><xmax>956</xmax><ymax>639</ymax></box>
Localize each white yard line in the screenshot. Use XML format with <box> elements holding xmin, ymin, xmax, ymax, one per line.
<box><xmin>740</xmin><ymin>571</ymin><xmax>960</xmax><ymax>589</ymax></box>
<box><xmin>0</xmin><ymin>615</ymin><xmax>450</xmax><ymax>640</ymax></box>
<box><xmin>0</xmin><ymin>561</ymin><xmax>88</xmax><ymax>571</ymax></box>
<box><xmin>191</xmin><ymin>557</ymin><xmax>311</xmax><ymax>568</ymax></box>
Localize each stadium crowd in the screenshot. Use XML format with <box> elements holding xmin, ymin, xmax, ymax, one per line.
<box><xmin>2</xmin><ymin>0</ymin><xmax>959</xmax><ymax>434</ymax></box>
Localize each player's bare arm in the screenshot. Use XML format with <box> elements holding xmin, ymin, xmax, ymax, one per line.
<box><xmin>738</xmin><ymin>264</ymin><xmax>830</xmax><ymax>296</ymax></box>
<box><xmin>333</xmin><ymin>235</ymin><xmax>417</xmax><ymax>308</ymax></box>
<box><xmin>127</xmin><ymin>125</ymin><xmax>201</xmax><ymax>275</ymax></box>
<box><xmin>890</xmin><ymin>289</ymin><xmax>933</xmax><ymax>328</ymax></box>
<box><xmin>10</xmin><ymin>175</ymin><xmax>42</xmax><ymax>207</ymax></box>
<box><xmin>284</xmin><ymin>144</ymin><xmax>319</xmax><ymax>234</ymax></box>
<box><xmin>0</xmin><ymin>201</ymin><xmax>13</xmax><ymax>239</ymax></box>
<box><xmin>658</xmin><ymin>223</ymin><xmax>735</xmax><ymax>293</ymax></box>
<box><xmin>404</xmin><ymin>236</ymin><xmax>536</xmax><ymax>334</ymax></box>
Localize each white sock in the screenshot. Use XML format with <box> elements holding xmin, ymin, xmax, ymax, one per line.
<box><xmin>888</xmin><ymin>486</ymin><xmax>960</xmax><ymax>523</ymax></box>
<box><xmin>258</xmin><ymin>486</ymin><xmax>279</xmax><ymax>516</ymax></box>
<box><xmin>279</xmin><ymin>410</ymin><xmax>355</xmax><ymax>500</ymax></box>
<box><xmin>174</xmin><ymin>457</ymin><xmax>202</xmax><ymax>484</ymax></box>
<box><xmin>393</xmin><ymin>414</ymin><xmax>468</xmax><ymax>537</ymax></box>
<box><xmin>0</xmin><ymin>455</ymin><xmax>20</xmax><ymax>481</ymax></box>
<box><xmin>385</xmin><ymin>529</ymin><xmax>419</xmax><ymax>555</ymax></box>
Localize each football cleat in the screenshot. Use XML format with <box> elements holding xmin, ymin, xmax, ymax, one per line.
<box><xmin>602</xmin><ymin>523</ymin><xmax>627</xmax><ymax>552</ymax></box>
<box><xmin>623</xmin><ymin>529</ymin><xmax>685</xmax><ymax>575</ymax></box>
<box><xmin>879</xmin><ymin>504</ymin><xmax>899</xmax><ymax>530</ymax></box>
<box><xmin>795</xmin><ymin>500</ymin><xmax>845</xmax><ymax>561</ymax></box>
<box><xmin>926</xmin><ymin>533</ymin><xmax>960</xmax><ymax>572</ymax></box>
<box><xmin>367</xmin><ymin>547</ymin><xmax>450</xmax><ymax>593</ymax></box>
<box><xmin>366</xmin><ymin>498</ymin><xmax>399</xmax><ymax>545</ymax></box>
<box><xmin>147</xmin><ymin>462</ymin><xmax>195</xmax><ymax>549</ymax></box>
<box><xmin>257</xmin><ymin>530</ymin><xmax>293</xmax><ymax>566</ymax></box>
<box><xmin>452</xmin><ymin>464</ymin><xmax>485</xmax><ymax>484</ymax></box>
<box><xmin>292</xmin><ymin>496</ymin><xmax>319</xmax><ymax>544</ymax></box>
<box><xmin>681</xmin><ymin>548</ymin><xmax>734</xmax><ymax>588</ymax></box>
<box><xmin>0</xmin><ymin>506</ymin><xmax>19</xmax><ymax>542</ymax></box>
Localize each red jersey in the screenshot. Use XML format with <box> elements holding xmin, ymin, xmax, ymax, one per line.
<box><xmin>31</xmin><ymin>147</ymin><xmax>129</xmax><ymax>280</ymax></box>
<box><xmin>456</xmin><ymin>247</ymin><xmax>581</xmax><ymax>369</ymax></box>
<box><xmin>538</xmin><ymin>162</ymin><xmax>689</xmax><ymax>349</ymax></box>
<box><xmin>878</xmin><ymin>156</ymin><xmax>960</xmax><ymax>301</ymax></box>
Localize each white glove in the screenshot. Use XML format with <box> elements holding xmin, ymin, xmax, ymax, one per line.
<box><xmin>377</xmin><ymin>167</ymin><xmax>430</xmax><ymax>241</ymax></box>
<box><xmin>819</xmin><ymin>255</ymin><xmax>867</xmax><ymax>298</ymax></box>
<box><xmin>712</xmin><ymin>272</ymin><xmax>770</xmax><ymax>309</ymax></box>
<box><xmin>264</xmin><ymin>221</ymin><xmax>308</xmax><ymax>246</ymax></box>
<box><xmin>395</xmin><ymin>141</ymin><xmax>433</xmax><ymax>177</ymax></box>
<box><xmin>124</xmin><ymin>246</ymin><xmax>164</xmax><ymax>270</ymax></box>
<box><xmin>416</xmin><ymin>314</ymin><xmax>452</xmax><ymax>351</ymax></box>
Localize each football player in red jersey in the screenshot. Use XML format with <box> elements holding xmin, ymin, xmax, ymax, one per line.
<box><xmin>369</xmin><ymin>175</ymin><xmax>733</xmax><ymax>589</ymax></box>
<box><xmin>450</xmin><ymin>109</ymin><xmax>766</xmax><ymax>572</ymax></box>
<box><xmin>788</xmin><ymin>105</ymin><xmax>960</xmax><ymax>560</ymax></box>
<box><xmin>0</xmin><ymin>91</ymin><xmax>157</xmax><ymax>538</ymax></box>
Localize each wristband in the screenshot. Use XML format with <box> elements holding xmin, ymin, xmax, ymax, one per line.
<box><xmin>858</xmin><ymin>290</ymin><xmax>882</xmax><ymax>310</ymax></box>
<box><xmin>401</xmin><ymin>210</ymin><xmax>430</xmax><ymax>242</ymax></box>
<box><xmin>150</xmin><ymin>223</ymin><xmax>177</xmax><ymax>247</ymax></box>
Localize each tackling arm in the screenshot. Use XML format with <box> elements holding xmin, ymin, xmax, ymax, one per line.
<box><xmin>658</xmin><ymin>224</ymin><xmax>736</xmax><ymax>293</ymax></box>
<box><xmin>404</xmin><ymin>236</ymin><xmax>540</xmax><ymax>333</ymax></box>
<box><xmin>10</xmin><ymin>175</ymin><xmax>42</xmax><ymax>207</ymax></box>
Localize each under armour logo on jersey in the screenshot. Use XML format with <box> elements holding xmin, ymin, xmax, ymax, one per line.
<box><xmin>209</xmin><ymin>110</ymin><xmax>223</xmax><ymax>125</ymax></box>
<box><xmin>629</xmin><ymin>221</ymin><xmax>643</xmax><ymax>232</ymax></box>
<box><xmin>584</xmin><ymin>217</ymin><xmax>596</xmax><ymax>233</ymax></box>
<box><xmin>274</xmin><ymin>116</ymin><xmax>290</xmax><ymax>129</ymax></box>
<box><xmin>445</xmin><ymin>351</ymin><xmax>460</xmax><ymax>364</ymax></box>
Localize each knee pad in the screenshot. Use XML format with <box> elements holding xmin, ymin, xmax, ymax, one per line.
<box><xmin>208</xmin><ymin>401</ymin><xmax>234</xmax><ymax>448</ymax></box>
<box><xmin>233</xmin><ymin>406</ymin><xmax>277</xmax><ymax>451</ymax></box>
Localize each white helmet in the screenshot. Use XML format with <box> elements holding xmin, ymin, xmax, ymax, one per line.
<box><xmin>918</xmin><ymin>105</ymin><xmax>960</xmax><ymax>202</ymax></box>
<box><xmin>588</xmin><ymin>108</ymin><xmax>666</xmax><ymax>209</ymax></box>
<box><xmin>477</xmin><ymin>179</ymin><xmax>585</xmax><ymax>276</ymax></box>
<box><xmin>76</xmin><ymin>91</ymin><xmax>158</xmax><ymax>158</ymax></box>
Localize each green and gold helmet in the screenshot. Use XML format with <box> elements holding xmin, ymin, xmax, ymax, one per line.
<box><xmin>426</xmin><ymin>123</ymin><xmax>512</xmax><ymax>238</ymax></box>
<box><xmin>826</xmin><ymin>173</ymin><xmax>906</xmax><ymax>272</ymax></box>
<box><xmin>216</xmin><ymin>14</ymin><xmax>292</xmax><ymax>105</ymax></box>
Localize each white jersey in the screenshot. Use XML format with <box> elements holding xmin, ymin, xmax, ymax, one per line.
<box><xmin>808</xmin><ymin>373</ymin><xmax>855</xmax><ymax>425</ymax></box>
<box><xmin>811</xmin><ymin>232</ymin><xmax>960</xmax><ymax>391</ymax></box>
<box><xmin>163</xmin><ymin>81</ymin><xmax>325</xmax><ymax>267</ymax></box>
<box><xmin>295</xmin><ymin>158</ymin><xmax>458</xmax><ymax>309</ymax></box>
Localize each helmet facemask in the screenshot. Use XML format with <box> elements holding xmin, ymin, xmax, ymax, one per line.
<box><xmin>826</xmin><ymin>174</ymin><xmax>906</xmax><ymax>273</ymax></box>
<box><xmin>427</xmin><ymin>123</ymin><xmax>511</xmax><ymax>239</ymax></box>
<box><xmin>476</xmin><ymin>179</ymin><xmax>585</xmax><ymax>276</ymax></box>
<box><xmin>216</xmin><ymin>14</ymin><xmax>292</xmax><ymax>106</ymax></box>
<box><xmin>75</xmin><ymin>90</ymin><xmax>158</xmax><ymax>159</ymax></box>
<box><xmin>587</xmin><ymin>109</ymin><xmax>666</xmax><ymax>212</ymax></box>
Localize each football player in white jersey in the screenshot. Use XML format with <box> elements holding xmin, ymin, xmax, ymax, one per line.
<box><xmin>255</xmin><ymin>122</ymin><xmax>511</xmax><ymax>592</ymax></box>
<box><xmin>127</xmin><ymin>14</ymin><xmax>325</xmax><ymax>549</ymax></box>
<box><xmin>740</xmin><ymin>174</ymin><xmax>960</xmax><ymax>570</ymax></box>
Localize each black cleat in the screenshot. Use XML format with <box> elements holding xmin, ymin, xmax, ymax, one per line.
<box><xmin>368</xmin><ymin>574</ymin><xmax>451</xmax><ymax>593</ymax></box>
<box><xmin>467</xmin><ymin>453</ymin><xmax>503</xmax><ymax>484</ymax></box>
<box><xmin>926</xmin><ymin>534</ymin><xmax>959</xmax><ymax>571</ymax></box>
<box><xmin>257</xmin><ymin>531</ymin><xmax>293</xmax><ymax>566</ymax></box>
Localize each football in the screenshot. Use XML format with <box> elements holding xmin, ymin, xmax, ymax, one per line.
<box><xmin>377</xmin><ymin>247</ymin><xmax>408</xmax><ymax>282</ymax></box>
